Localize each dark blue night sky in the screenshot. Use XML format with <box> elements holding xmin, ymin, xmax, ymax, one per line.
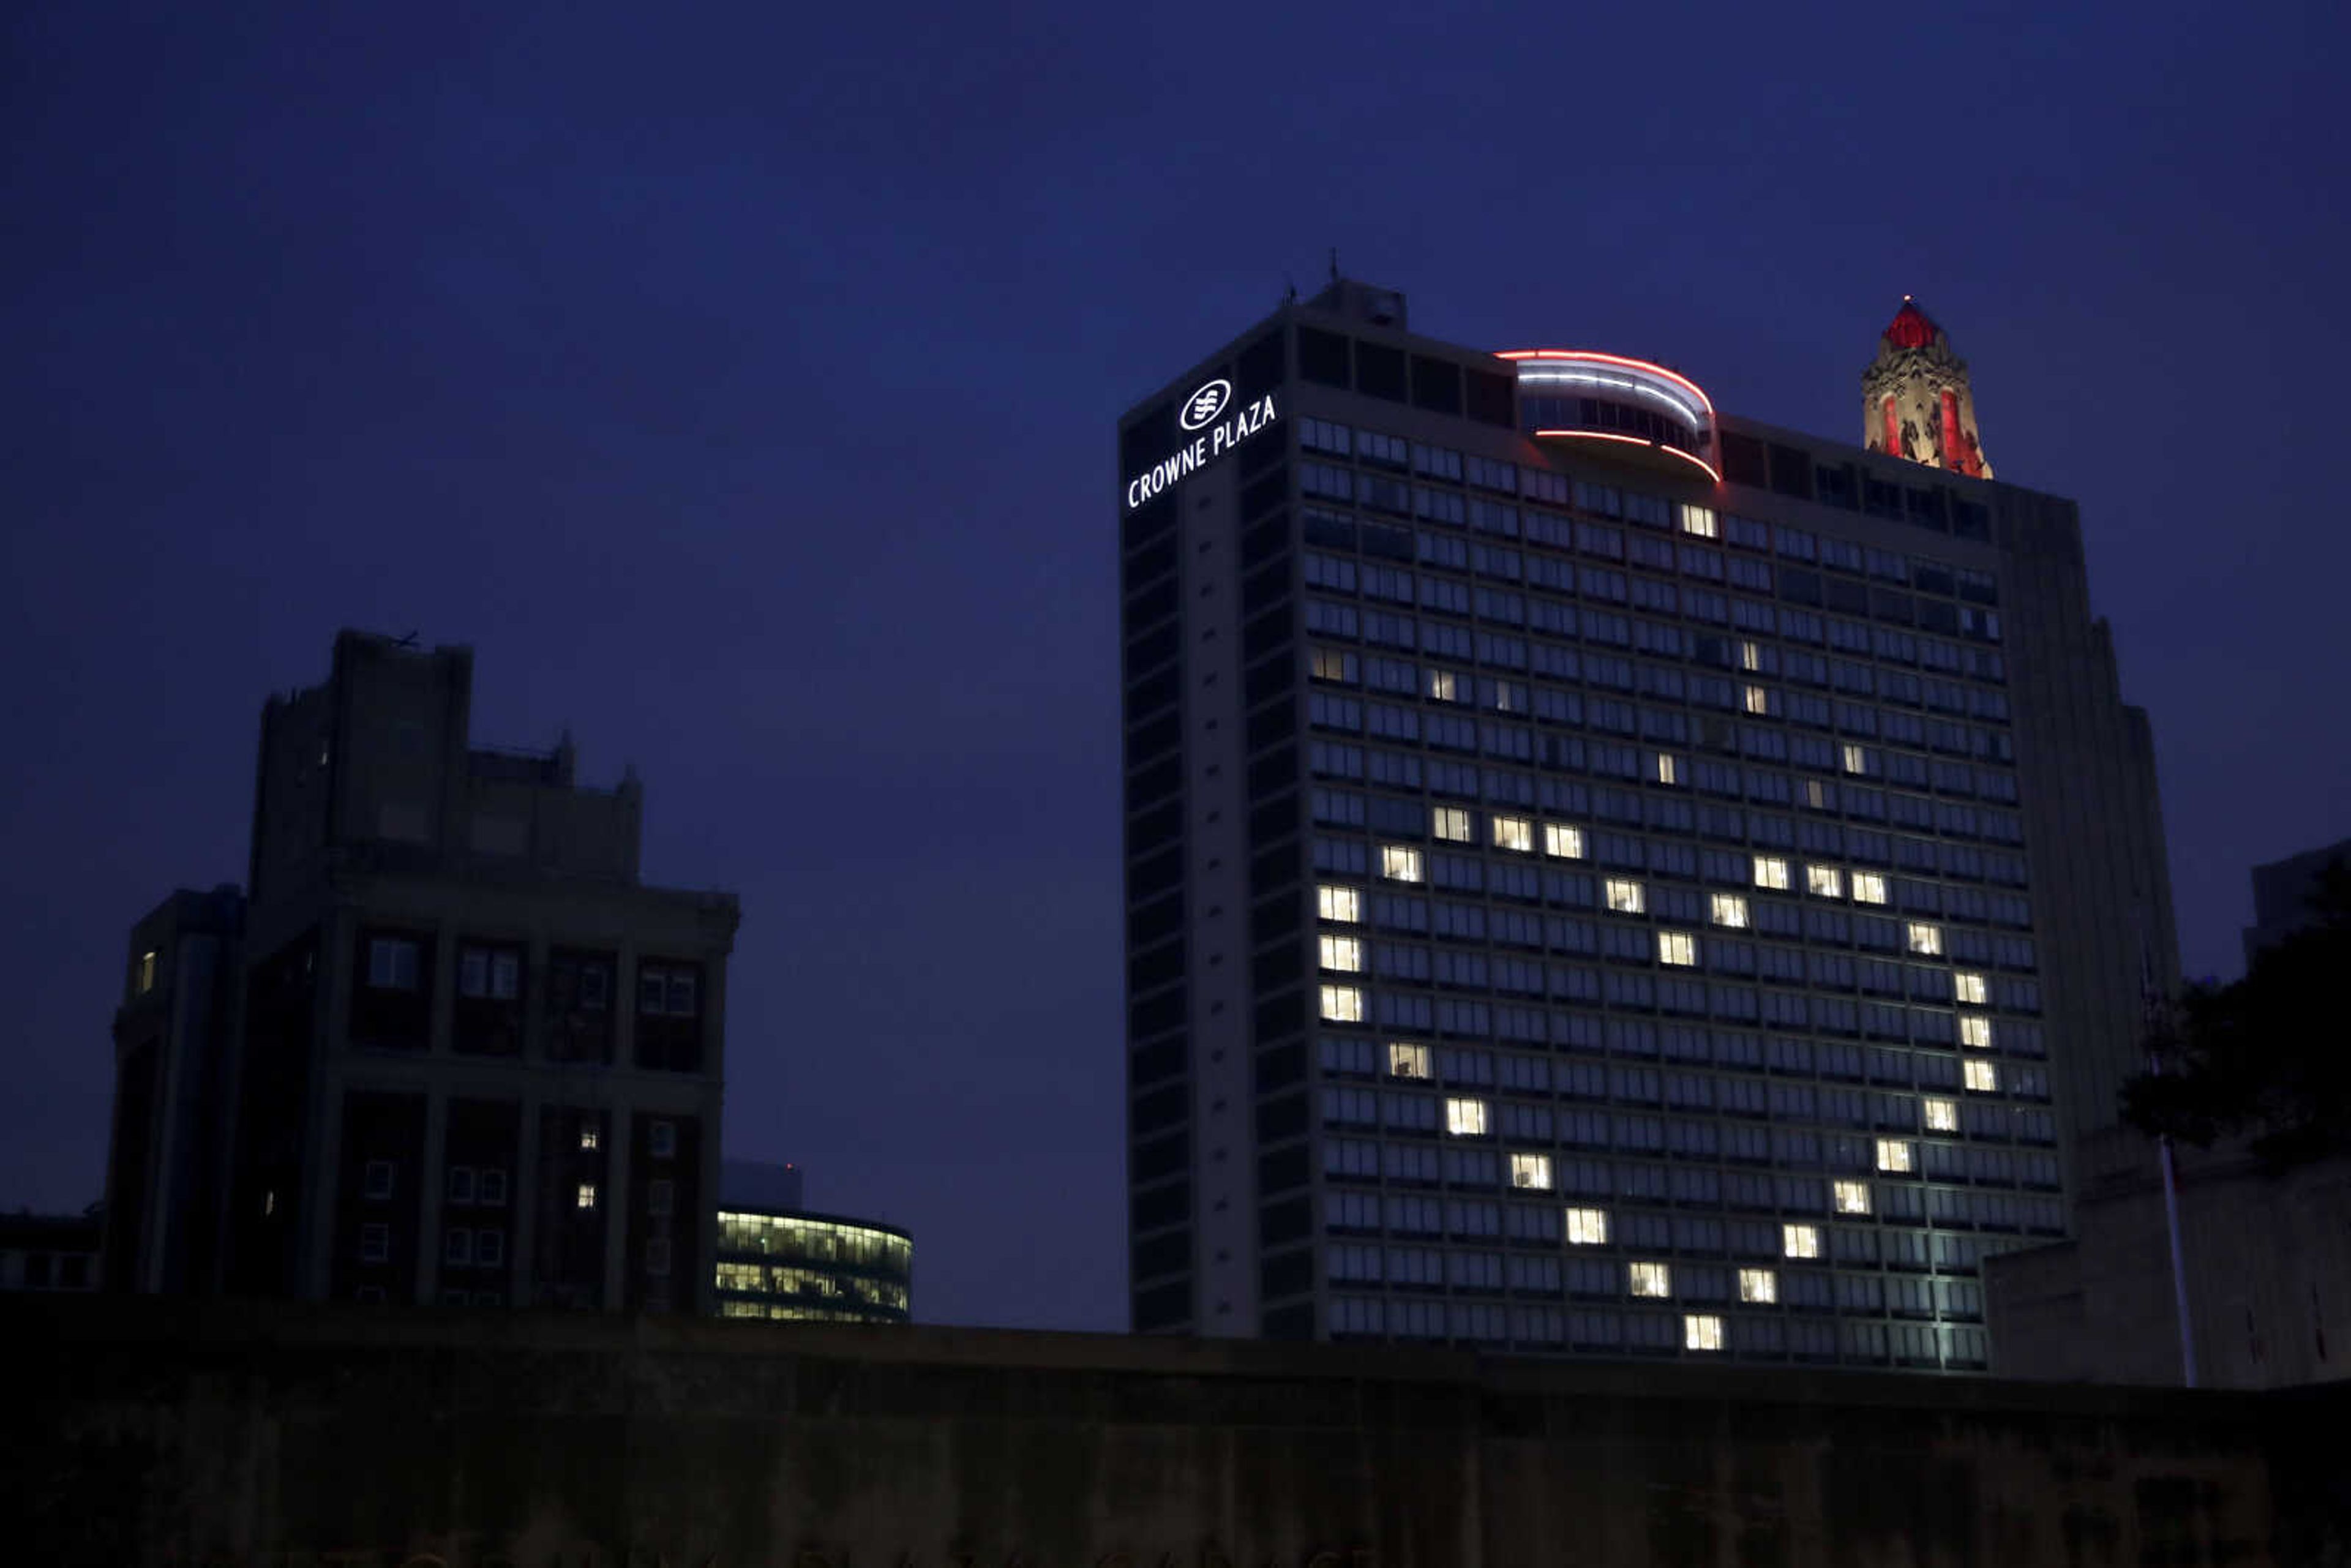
<box><xmin>4</xmin><ymin>0</ymin><xmax>2343</xmax><ymax>1329</ymax></box>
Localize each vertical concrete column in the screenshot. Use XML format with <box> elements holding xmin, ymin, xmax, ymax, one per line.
<box><xmin>613</xmin><ymin>940</ymin><xmax>639</xmax><ymax>1071</ymax></box>
<box><xmin>602</xmin><ymin>1109</ymin><xmax>632</xmax><ymax>1311</ymax></box>
<box><xmin>429</xmin><ymin>924</ymin><xmax>457</xmax><ymax>1055</ymax></box>
<box><xmin>511</xmin><ymin>1089</ymin><xmax>541</xmax><ymax>1308</ymax></box>
<box><xmin>521</xmin><ymin>932</ymin><xmax>551</xmax><ymax>1063</ymax></box>
<box><xmin>416</xmin><ymin>1088</ymin><xmax>447</xmax><ymax>1304</ymax></box>
<box><xmin>302</xmin><ymin>904</ymin><xmax>355</xmax><ymax>1302</ymax></box>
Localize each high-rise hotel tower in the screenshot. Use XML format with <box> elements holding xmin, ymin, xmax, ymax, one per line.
<box><xmin>1118</xmin><ymin>282</ymin><xmax>2176</xmax><ymax>1369</ymax></box>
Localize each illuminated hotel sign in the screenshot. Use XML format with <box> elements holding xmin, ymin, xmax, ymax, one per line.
<box><xmin>1125</xmin><ymin>377</ymin><xmax>1280</xmax><ymax>511</ymax></box>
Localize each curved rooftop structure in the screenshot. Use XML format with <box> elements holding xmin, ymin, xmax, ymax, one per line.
<box><xmin>1499</xmin><ymin>349</ymin><xmax>1719</xmax><ymax>483</ymax></box>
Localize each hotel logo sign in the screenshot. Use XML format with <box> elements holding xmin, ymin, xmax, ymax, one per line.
<box><xmin>1125</xmin><ymin>378</ymin><xmax>1280</xmax><ymax>511</ymax></box>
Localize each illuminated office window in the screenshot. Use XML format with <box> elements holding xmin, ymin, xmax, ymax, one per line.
<box><xmin>1310</xmin><ymin>647</ymin><xmax>1353</xmax><ymax>682</ymax></box>
<box><xmin>1426</xmin><ymin>669</ymin><xmax>1460</xmax><ymax>702</ymax></box>
<box><xmin>1833</xmin><ymin>1180</ymin><xmax>1872</xmax><ymax>1215</ymax></box>
<box><xmin>1606</xmin><ymin>878</ymin><xmax>1646</xmax><ymax>914</ymax></box>
<box><xmin>1738</xmin><ymin>640</ymin><xmax>1761</xmax><ymax>671</ymax></box>
<box><xmin>1807</xmin><ymin>866</ymin><xmax>1844</xmax><ymax>899</ymax></box>
<box><xmin>1388</xmin><ymin>1041</ymin><xmax>1431</xmax><ymax>1079</ymax></box>
<box><xmin>1959</xmin><ymin>1016</ymin><xmax>1993</xmax><ymax>1049</ymax></box>
<box><xmin>1965</xmin><ymin>1060</ymin><xmax>1999</xmax><ymax>1093</ymax></box>
<box><xmin>1319</xmin><ymin>985</ymin><xmax>1365</xmax><ymax>1023</ymax></box>
<box><xmin>1853</xmin><ymin>872</ymin><xmax>1888</xmax><ymax>905</ymax></box>
<box><xmin>1544</xmin><ymin>823</ymin><xmax>1586</xmax><ymax>860</ymax></box>
<box><xmin>1710</xmin><ymin>893</ymin><xmax>1749</xmax><ymax>929</ymax></box>
<box><xmin>1954</xmin><ymin>971</ymin><xmax>1989</xmax><ymax>1005</ymax></box>
<box><xmin>1629</xmin><ymin>1261</ymin><xmax>1672</xmax><ymax>1298</ymax></box>
<box><xmin>579</xmin><ymin>1123</ymin><xmax>600</xmax><ymax>1152</ymax></box>
<box><xmin>1445</xmin><ymin>1097</ymin><xmax>1490</xmax><ymax>1137</ymax></box>
<box><xmin>1875</xmin><ymin>1138</ymin><xmax>1914</xmax><ymax>1174</ymax></box>
<box><xmin>1802</xmin><ymin>779</ymin><xmax>1828</xmax><ymax>809</ymax></box>
<box><xmin>1744</xmin><ymin>685</ymin><xmax>1769</xmax><ymax>715</ymax></box>
<box><xmin>1658</xmin><ymin>931</ymin><xmax>1698</xmax><ymax>967</ymax></box>
<box><xmin>135</xmin><ymin>950</ymin><xmax>157</xmax><ymax>995</ymax></box>
<box><xmin>1318</xmin><ymin>884</ymin><xmax>1362</xmax><ymax>923</ymax></box>
<box><xmin>1684</xmin><ymin>1314</ymin><xmax>1725</xmax><ymax>1351</ymax></box>
<box><xmin>1510</xmin><ymin>1153</ymin><xmax>1553</xmax><ymax>1191</ymax></box>
<box><xmin>1842</xmin><ymin>744</ymin><xmax>1868</xmax><ymax>775</ymax></box>
<box><xmin>1782</xmin><ymin>1223</ymin><xmax>1821</xmax><ymax>1259</ymax></box>
<box><xmin>1433</xmin><ymin>807</ymin><xmax>1472</xmax><ymax>842</ymax></box>
<box><xmin>1753</xmin><ymin>856</ymin><xmax>1790</xmax><ymax>890</ymax></box>
<box><xmin>1319</xmin><ymin>935</ymin><xmax>1363</xmax><ymax>973</ymax></box>
<box><xmin>1907</xmin><ymin>921</ymin><xmax>1943</xmax><ymax>956</ymax></box>
<box><xmin>1924</xmin><ymin>1097</ymin><xmax>1959</xmax><ymax>1132</ymax></box>
<box><xmin>1565</xmin><ymin>1207</ymin><xmax>1610</xmax><ymax>1246</ymax></box>
<box><xmin>1738</xmin><ymin>1267</ymin><xmax>1778</xmax><ymax>1304</ymax></box>
<box><xmin>1381</xmin><ymin>844</ymin><xmax>1423</xmax><ymax>883</ymax></box>
<box><xmin>576</xmin><ymin>1182</ymin><xmax>599</xmax><ymax>1210</ymax></box>
<box><xmin>1491</xmin><ymin>814</ymin><xmax>1533</xmax><ymax>853</ymax></box>
<box><xmin>1655</xmin><ymin>753</ymin><xmax>1683</xmax><ymax>786</ymax></box>
<box><xmin>1681</xmin><ymin>504</ymin><xmax>1718</xmax><ymax>539</ymax></box>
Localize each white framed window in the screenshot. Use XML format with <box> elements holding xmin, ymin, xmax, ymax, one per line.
<box><xmin>1807</xmin><ymin>866</ymin><xmax>1844</xmax><ymax>899</ymax></box>
<box><xmin>362</xmin><ymin>1160</ymin><xmax>396</xmax><ymax>1201</ymax></box>
<box><xmin>1433</xmin><ymin>806</ymin><xmax>1473</xmax><ymax>842</ymax></box>
<box><xmin>1738</xmin><ymin>1267</ymin><xmax>1777</xmax><ymax>1304</ymax></box>
<box><xmin>1852</xmin><ymin>872</ymin><xmax>1888</xmax><ymax>905</ymax></box>
<box><xmin>1753</xmin><ymin>855</ymin><xmax>1790</xmax><ymax>890</ymax></box>
<box><xmin>1543</xmin><ymin>822</ymin><xmax>1586</xmax><ymax>860</ymax></box>
<box><xmin>578</xmin><ymin>1122</ymin><xmax>601</xmax><ymax>1152</ymax></box>
<box><xmin>1680</xmin><ymin>504</ymin><xmax>1717</xmax><ymax>539</ymax></box>
<box><xmin>1842</xmin><ymin>744</ymin><xmax>1868</xmax><ymax>775</ymax></box>
<box><xmin>648</xmin><ymin>1120</ymin><xmax>677</xmax><ymax>1160</ymax></box>
<box><xmin>1565</xmin><ymin>1207</ymin><xmax>1610</xmax><ymax>1246</ymax></box>
<box><xmin>1833</xmin><ymin>1180</ymin><xmax>1872</xmax><ymax>1215</ymax></box>
<box><xmin>1320</xmin><ymin>984</ymin><xmax>1365</xmax><ymax>1023</ymax></box>
<box><xmin>1319</xmin><ymin>934</ymin><xmax>1364</xmax><ymax>973</ymax></box>
<box><xmin>1491</xmin><ymin>814</ymin><xmax>1533</xmax><ymax>853</ymax></box>
<box><xmin>1738</xmin><ymin>640</ymin><xmax>1761</xmax><ymax>672</ymax></box>
<box><xmin>1657</xmin><ymin>931</ymin><xmax>1697</xmax><ymax>967</ymax></box>
<box><xmin>1655</xmin><ymin>753</ymin><xmax>1682</xmax><ymax>786</ymax></box>
<box><xmin>459</xmin><ymin>946</ymin><xmax>522</xmax><ymax>1000</ymax></box>
<box><xmin>1954</xmin><ymin>971</ymin><xmax>1989</xmax><ymax>1005</ymax></box>
<box><xmin>1965</xmin><ymin>1060</ymin><xmax>1999</xmax><ymax>1093</ymax></box>
<box><xmin>366</xmin><ymin>936</ymin><xmax>421</xmax><ymax>991</ymax></box>
<box><xmin>1923</xmin><ymin>1097</ymin><xmax>1959</xmax><ymax>1132</ymax></box>
<box><xmin>1605</xmin><ymin>878</ymin><xmax>1645</xmax><ymax>914</ymax></box>
<box><xmin>1875</xmin><ymin>1138</ymin><xmax>1914</xmax><ymax>1174</ymax></box>
<box><xmin>576</xmin><ymin>1182</ymin><xmax>599</xmax><ymax>1210</ymax></box>
<box><xmin>1629</xmin><ymin>1261</ymin><xmax>1672</xmax><ymax>1298</ymax></box>
<box><xmin>1709</xmin><ymin>893</ymin><xmax>1749</xmax><ymax>929</ymax></box>
<box><xmin>1907</xmin><ymin>922</ymin><xmax>1943</xmax><ymax>956</ymax></box>
<box><xmin>1959</xmin><ymin>1016</ymin><xmax>1993</xmax><ymax>1049</ymax></box>
<box><xmin>478</xmin><ymin>1168</ymin><xmax>508</xmax><ymax>1207</ymax></box>
<box><xmin>359</xmin><ymin>1223</ymin><xmax>389</xmax><ymax>1264</ymax></box>
<box><xmin>1381</xmin><ymin>844</ymin><xmax>1424</xmax><ymax>883</ymax></box>
<box><xmin>475</xmin><ymin>1229</ymin><xmax>504</xmax><ymax>1267</ymax></box>
<box><xmin>445</xmin><ymin>1166</ymin><xmax>476</xmax><ymax>1206</ymax></box>
<box><xmin>1425</xmin><ymin>669</ymin><xmax>1461</xmax><ymax>702</ymax></box>
<box><xmin>1744</xmin><ymin>685</ymin><xmax>1769</xmax><ymax>715</ymax></box>
<box><xmin>1444</xmin><ymin>1097</ymin><xmax>1490</xmax><ymax>1137</ymax></box>
<box><xmin>1782</xmin><ymin>1222</ymin><xmax>1820</xmax><ymax>1259</ymax></box>
<box><xmin>444</xmin><ymin>1228</ymin><xmax>473</xmax><ymax>1266</ymax></box>
<box><xmin>648</xmin><ymin>1178</ymin><xmax>675</xmax><ymax>1218</ymax></box>
<box><xmin>1684</xmin><ymin>1313</ymin><xmax>1725</xmax><ymax>1351</ymax></box>
<box><xmin>1318</xmin><ymin>884</ymin><xmax>1362</xmax><ymax>923</ymax></box>
<box><xmin>639</xmin><ymin>966</ymin><xmax>700</xmax><ymax>1017</ymax></box>
<box><xmin>1388</xmin><ymin>1041</ymin><xmax>1431</xmax><ymax>1079</ymax></box>
<box><xmin>1510</xmin><ymin>1153</ymin><xmax>1553</xmax><ymax>1190</ymax></box>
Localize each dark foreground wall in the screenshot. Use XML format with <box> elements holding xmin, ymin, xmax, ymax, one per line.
<box><xmin>4</xmin><ymin>1297</ymin><xmax>2344</xmax><ymax>1567</ymax></box>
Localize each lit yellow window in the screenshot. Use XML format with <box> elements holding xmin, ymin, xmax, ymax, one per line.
<box><xmin>1954</xmin><ymin>971</ymin><xmax>1989</xmax><ymax>1005</ymax></box>
<box><xmin>1744</xmin><ymin>685</ymin><xmax>1769</xmax><ymax>715</ymax></box>
<box><xmin>1965</xmin><ymin>1060</ymin><xmax>1999</xmax><ymax>1093</ymax></box>
<box><xmin>1444</xmin><ymin>1097</ymin><xmax>1489</xmax><ymax>1137</ymax></box>
<box><xmin>1426</xmin><ymin>669</ymin><xmax>1460</xmax><ymax>702</ymax></box>
<box><xmin>1381</xmin><ymin>844</ymin><xmax>1423</xmax><ymax>883</ymax></box>
<box><xmin>1753</xmin><ymin>855</ymin><xmax>1790</xmax><ymax>890</ymax></box>
<box><xmin>1681</xmin><ymin>505</ymin><xmax>1718</xmax><ymax>539</ymax></box>
<box><xmin>1842</xmin><ymin>744</ymin><xmax>1868</xmax><ymax>775</ymax></box>
<box><xmin>1605</xmin><ymin>878</ymin><xmax>1645</xmax><ymax>914</ymax></box>
<box><xmin>1319</xmin><ymin>984</ymin><xmax>1364</xmax><ymax>1022</ymax></box>
<box><xmin>136</xmin><ymin>950</ymin><xmax>158</xmax><ymax>995</ymax></box>
<box><xmin>1544</xmin><ymin>822</ymin><xmax>1586</xmax><ymax>860</ymax></box>
<box><xmin>1833</xmin><ymin>1180</ymin><xmax>1872</xmax><ymax>1215</ymax></box>
<box><xmin>1710</xmin><ymin>893</ymin><xmax>1749</xmax><ymax>928</ymax></box>
<box><xmin>1433</xmin><ymin>807</ymin><xmax>1472</xmax><ymax>842</ymax></box>
<box><xmin>1655</xmin><ymin>753</ymin><xmax>1682</xmax><ymax>786</ymax></box>
<box><xmin>1319</xmin><ymin>935</ymin><xmax>1363</xmax><ymax>973</ymax></box>
<box><xmin>579</xmin><ymin>1125</ymin><xmax>600</xmax><ymax>1152</ymax></box>
<box><xmin>1684</xmin><ymin>1313</ymin><xmax>1724</xmax><ymax>1351</ymax></box>
<box><xmin>1907</xmin><ymin>921</ymin><xmax>1943</xmax><ymax>956</ymax></box>
<box><xmin>1658</xmin><ymin>931</ymin><xmax>1698</xmax><ymax>967</ymax></box>
<box><xmin>1959</xmin><ymin>1016</ymin><xmax>1993</xmax><ymax>1049</ymax></box>
<box><xmin>1782</xmin><ymin>1223</ymin><xmax>1820</xmax><ymax>1259</ymax></box>
<box><xmin>1318</xmin><ymin>884</ymin><xmax>1362</xmax><ymax>923</ymax></box>
<box><xmin>1388</xmin><ymin>1041</ymin><xmax>1431</xmax><ymax>1079</ymax></box>
<box><xmin>1875</xmin><ymin>1138</ymin><xmax>1914</xmax><ymax>1174</ymax></box>
<box><xmin>1738</xmin><ymin>1267</ymin><xmax>1777</xmax><ymax>1304</ymax></box>
<box><xmin>576</xmin><ymin>1182</ymin><xmax>599</xmax><ymax>1210</ymax></box>
<box><xmin>1807</xmin><ymin>866</ymin><xmax>1844</xmax><ymax>899</ymax></box>
<box><xmin>1565</xmin><ymin>1207</ymin><xmax>1609</xmax><ymax>1246</ymax></box>
<box><xmin>1852</xmin><ymin>871</ymin><xmax>1888</xmax><ymax>904</ymax></box>
<box><xmin>1629</xmin><ymin>1261</ymin><xmax>1672</xmax><ymax>1298</ymax></box>
<box><xmin>1510</xmin><ymin>1153</ymin><xmax>1553</xmax><ymax>1190</ymax></box>
<box><xmin>1738</xmin><ymin>640</ymin><xmax>1761</xmax><ymax>671</ymax></box>
<box><xmin>1310</xmin><ymin>647</ymin><xmax>1353</xmax><ymax>682</ymax></box>
<box><xmin>1491</xmin><ymin>814</ymin><xmax>1533</xmax><ymax>853</ymax></box>
<box><xmin>1924</xmin><ymin>1097</ymin><xmax>1959</xmax><ymax>1132</ymax></box>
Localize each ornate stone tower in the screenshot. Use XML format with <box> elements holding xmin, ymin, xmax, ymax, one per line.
<box><xmin>1862</xmin><ymin>297</ymin><xmax>1993</xmax><ymax>479</ymax></box>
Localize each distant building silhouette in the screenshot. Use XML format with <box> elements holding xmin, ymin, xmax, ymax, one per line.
<box><xmin>2243</xmin><ymin>836</ymin><xmax>2351</xmax><ymax>966</ymax></box>
<box><xmin>0</xmin><ymin>1209</ymin><xmax>102</xmax><ymax>1292</ymax></box>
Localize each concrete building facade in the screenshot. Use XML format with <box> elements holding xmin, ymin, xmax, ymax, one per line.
<box><xmin>1118</xmin><ymin>282</ymin><xmax>2176</xmax><ymax>1370</ymax></box>
<box><xmin>204</xmin><ymin>630</ymin><xmax>740</xmax><ymax>1311</ymax></box>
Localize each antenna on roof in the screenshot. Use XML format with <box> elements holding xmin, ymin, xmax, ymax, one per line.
<box><xmin>1283</xmin><ymin>273</ymin><xmax>1297</xmax><ymax>304</ymax></box>
<box><xmin>1328</xmin><ymin>247</ymin><xmax>1340</xmax><ymax>284</ymax></box>
<box><xmin>392</xmin><ymin>630</ymin><xmax>419</xmax><ymax>650</ymax></box>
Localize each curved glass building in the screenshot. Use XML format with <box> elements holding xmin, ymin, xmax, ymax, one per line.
<box><xmin>713</xmin><ymin>1160</ymin><xmax>912</xmax><ymax>1324</ymax></box>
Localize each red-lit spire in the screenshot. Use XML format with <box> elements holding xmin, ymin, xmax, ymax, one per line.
<box><xmin>1883</xmin><ymin>296</ymin><xmax>1940</xmax><ymax>351</ymax></box>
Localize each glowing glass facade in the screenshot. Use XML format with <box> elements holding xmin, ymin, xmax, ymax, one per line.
<box><xmin>713</xmin><ymin>1209</ymin><xmax>912</xmax><ymax>1324</ymax></box>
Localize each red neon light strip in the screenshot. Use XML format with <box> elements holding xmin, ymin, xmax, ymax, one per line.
<box><xmin>1531</xmin><ymin>428</ymin><xmax>1722</xmax><ymax>486</ymax></box>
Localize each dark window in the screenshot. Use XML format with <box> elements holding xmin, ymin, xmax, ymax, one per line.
<box><xmin>1719</xmin><ymin>432</ymin><xmax>1769</xmax><ymax>488</ymax></box>
<box><xmin>1297</xmin><ymin>327</ymin><xmax>1350</xmax><ymax>389</ymax></box>
<box><xmin>634</xmin><ymin>961</ymin><xmax>706</xmax><ymax>1072</ymax></box>
<box><xmin>1354</xmin><ymin>342</ymin><xmax>1406</xmax><ymax>402</ymax></box>
<box><xmin>546</xmin><ymin>949</ymin><xmax>616</xmax><ymax>1064</ymax></box>
<box><xmin>1235</xmin><ymin>329</ymin><xmax>1285</xmax><ymax>402</ymax></box>
<box><xmin>1410</xmin><ymin>355</ymin><xmax>1463</xmax><ymax>415</ymax></box>
<box><xmin>1465</xmin><ymin>368</ymin><xmax>1516</xmax><ymax>428</ymax></box>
